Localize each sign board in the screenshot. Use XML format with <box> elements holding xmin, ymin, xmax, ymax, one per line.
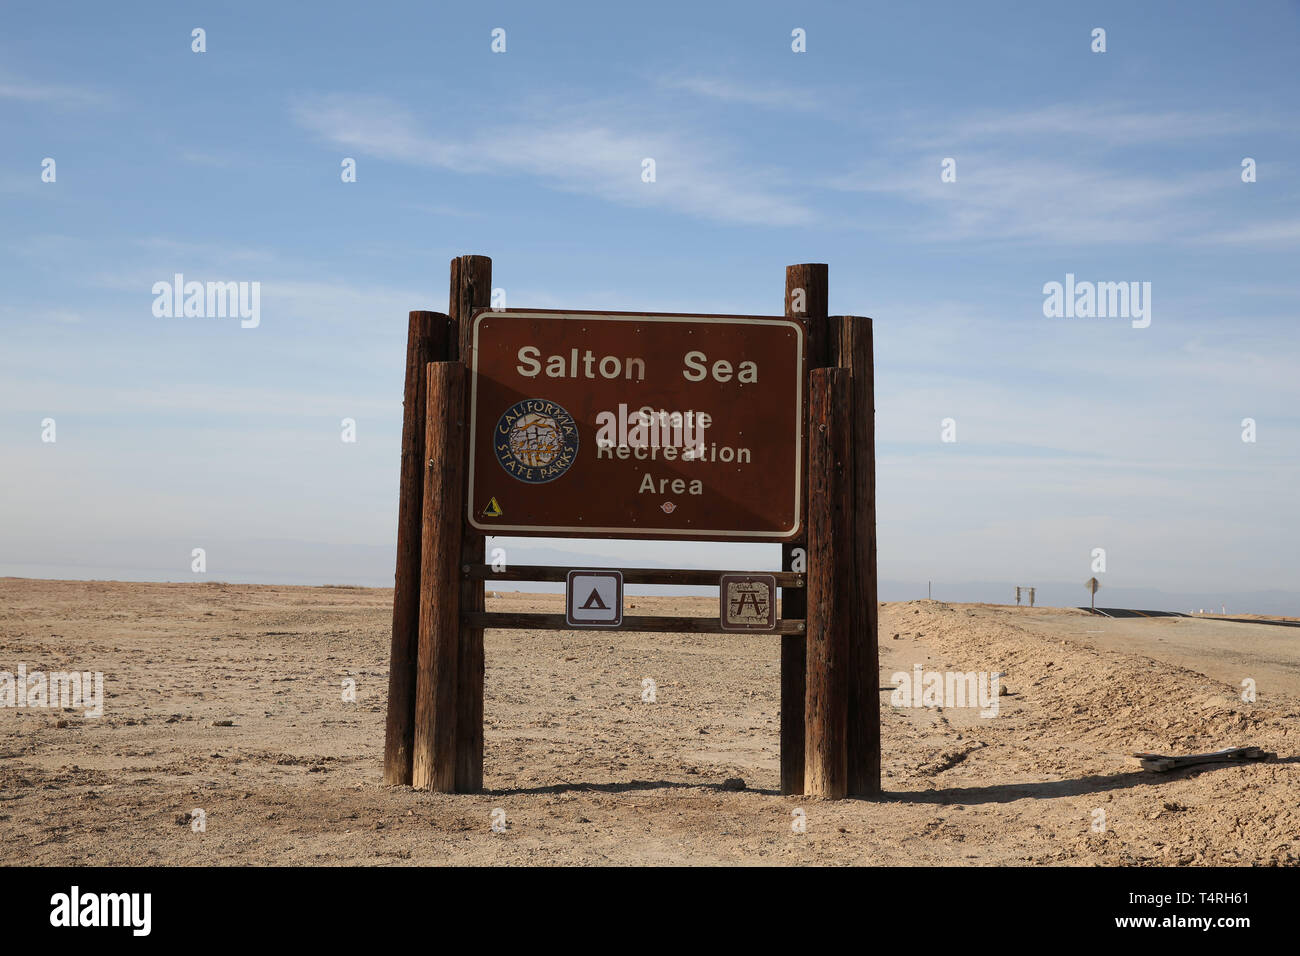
<box><xmin>565</xmin><ymin>570</ymin><xmax>624</xmax><ymax>627</ymax></box>
<box><xmin>467</xmin><ymin>310</ymin><xmax>805</xmax><ymax>540</ymax></box>
<box><xmin>719</xmin><ymin>574</ymin><xmax>778</xmax><ymax>631</ymax></box>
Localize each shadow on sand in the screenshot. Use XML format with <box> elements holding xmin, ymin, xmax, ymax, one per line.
<box><xmin>883</xmin><ymin>753</ymin><xmax>1293</xmax><ymax>805</ymax></box>
<box><xmin>484</xmin><ymin>779</ymin><xmax>783</xmax><ymax>797</ymax></box>
<box><xmin>481</xmin><ymin>755</ymin><xmax>1292</xmax><ymax>802</ymax></box>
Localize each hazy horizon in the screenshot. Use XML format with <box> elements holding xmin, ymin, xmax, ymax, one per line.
<box><xmin>3</xmin><ymin>550</ymin><xmax>1295</xmax><ymax>617</ymax></box>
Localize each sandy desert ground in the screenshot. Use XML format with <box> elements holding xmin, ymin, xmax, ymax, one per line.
<box><xmin>1</xmin><ymin>577</ymin><xmax>1296</xmax><ymax>866</ymax></box>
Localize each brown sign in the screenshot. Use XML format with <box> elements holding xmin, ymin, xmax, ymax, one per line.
<box><xmin>720</xmin><ymin>574</ymin><xmax>778</xmax><ymax>631</ymax></box>
<box><xmin>466</xmin><ymin>309</ymin><xmax>805</xmax><ymax>540</ymax></box>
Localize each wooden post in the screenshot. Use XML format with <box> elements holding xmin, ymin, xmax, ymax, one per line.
<box><xmin>781</xmin><ymin>263</ymin><xmax>828</xmax><ymax>795</ymax></box>
<box><xmin>412</xmin><ymin>362</ymin><xmax>466</xmax><ymax>791</ymax></box>
<box><xmin>805</xmin><ymin>367</ymin><xmax>852</xmax><ymax>798</ymax></box>
<box><xmin>832</xmin><ymin>315</ymin><xmax>881</xmax><ymax>797</ymax></box>
<box><xmin>449</xmin><ymin>255</ymin><xmax>492</xmax><ymax>791</ymax></box>
<box><xmin>384</xmin><ymin>310</ymin><xmax>452</xmax><ymax>786</ymax></box>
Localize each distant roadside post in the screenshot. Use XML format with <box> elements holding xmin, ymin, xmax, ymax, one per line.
<box><xmin>1086</xmin><ymin>577</ymin><xmax>1101</xmax><ymax>612</ymax></box>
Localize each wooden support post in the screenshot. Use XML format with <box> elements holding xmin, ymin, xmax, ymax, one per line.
<box><xmin>805</xmin><ymin>367</ymin><xmax>853</xmax><ymax>799</ymax></box>
<box><xmin>384</xmin><ymin>310</ymin><xmax>452</xmax><ymax>786</ymax></box>
<box><xmin>781</xmin><ymin>263</ymin><xmax>828</xmax><ymax>795</ymax></box>
<box><xmin>449</xmin><ymin>255</ymin><xmax>492</xmax><ymax>791</ymax></box>
<box><xmin>832</xmin><ymin>315</ymin><xmax>881</xmax><ymax>797</ymax></box>
<box><xmin>412</xmin><ymin>362</ymin><xmax>466</xmax><ymax>791</ymax></box>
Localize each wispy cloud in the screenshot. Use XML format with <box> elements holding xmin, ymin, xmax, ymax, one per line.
<box><xmin>290</xmin><ymin>93</ymin><xmax>814</xmax><ymax>227</ymax></box>
<box><xmin>909</xmin><ymin>104</ymin><xmax>1278</xmax><ymax>150</ymax></box>
<box><xmin>1202</xmin><ymin>219</ymin><xmax>1300</xmax><ymax>245</ymax></box>
<box><xmin>0</xmin><ymin>79</ymin><xmax>113</xmax><ymax>109</ymax></box>
<box><xmin>832</xmin><ymin>155</ymin><xmax>1219</xmax><ymax>243</ymax></box>
<box><xmin>0</xmin><ymin>374</ymin><xmax>398</xmax><ymax>418</ymax></box>
<box><xmin>654</xmin><ymin>73</ymin><xmax>819</xmax><ymax>111</ymax></box>
<box><xmin>827</xmin><ymin>103</ymin><xmax>1288</xmax><ymax>245</ymax></box>
<box><xmin>179</xmin><ymin>150</ymin><xmax>237</xmax><ymax>168</ymax></box>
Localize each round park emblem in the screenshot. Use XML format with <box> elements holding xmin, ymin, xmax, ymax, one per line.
<box><xmin>494</xmin><ymin>398</ymin><xmax>580</xmax><ymax>484</ymax></box>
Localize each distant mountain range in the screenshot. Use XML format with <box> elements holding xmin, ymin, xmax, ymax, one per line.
<box><xmin>880</xmin><ymin>580</ymin><xmax>1299</xmax><ymax>618</ymax></box>
<box><xmin>5</xmin><ymin>542</ymin><xmax>1295</xmax><ymax>618</ymax></box>
<box><xmin>472</xmin><ymin>546</ymin><xmax>1300</xmax><ymax>618</ymax></box>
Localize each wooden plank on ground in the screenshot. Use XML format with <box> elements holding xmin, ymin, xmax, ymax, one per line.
<box><xmin>1131</xmin><ymin>746</ymin><xmax>1269</xmax><ymax>772</ymax></box>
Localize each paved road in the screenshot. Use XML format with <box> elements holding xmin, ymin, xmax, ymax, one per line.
<box><xmin>1081</xmin><ymin>607</ymin><xmax>1300</xmax><ymax>628</ymax></box>
<box><xmin>1080</xmin><ymin>607</ymin><xmax>1186</xmax><ymax>619</ymax></box>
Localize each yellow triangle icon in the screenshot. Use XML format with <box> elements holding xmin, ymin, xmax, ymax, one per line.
<box><xmin>482</xmin><ymin>497</ymin><xmax>502</xmax><ymax>518</ymax></box>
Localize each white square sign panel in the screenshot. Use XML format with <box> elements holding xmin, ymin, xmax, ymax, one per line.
<box><xmin>566</xmin><ymin>570</ymin><xmax>624</xmax><ymax>627</ymax></box>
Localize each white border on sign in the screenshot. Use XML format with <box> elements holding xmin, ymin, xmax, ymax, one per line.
<box><xmin>719</xmin><ymin>573</ymin><xmax>779</xmax><ymax>632</ymax></box>
<box><xmin>467</xmin><ymin>311</ymin><xmax>805</xmax><ymax>538</ymax></box>
<box><xmin>565</xmin><ymin>569</ymin><xmax>625</xmax><ymax>628</ymax></box>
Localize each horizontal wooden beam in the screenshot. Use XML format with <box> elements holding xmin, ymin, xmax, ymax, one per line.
<box><xmin>463</xmin><ymin>611</ymin><xmax>805</xmax><ymax>634</ymax></box>
<box><xmin>464</xmin><ymin>564</ymin><xmax>804</xmax><ymax>588</ymax></box>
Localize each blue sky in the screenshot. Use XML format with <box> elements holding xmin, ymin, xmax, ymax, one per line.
<box><xmin>1</xmin><ymin>2</ymin><xmax>1297</xmax><ymax>605</ymax></box>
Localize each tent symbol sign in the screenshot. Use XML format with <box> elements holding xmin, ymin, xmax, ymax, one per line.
<box><xmin>565</xmin><ymin>570</ymin><xmax>624</xmax><ymax>627</ymax></box>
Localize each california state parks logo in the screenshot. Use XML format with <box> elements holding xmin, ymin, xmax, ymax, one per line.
<box><xmin>494</xmin><ymin>398</ymin><xmax>579</xmax><ymax>483</ymax></box>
